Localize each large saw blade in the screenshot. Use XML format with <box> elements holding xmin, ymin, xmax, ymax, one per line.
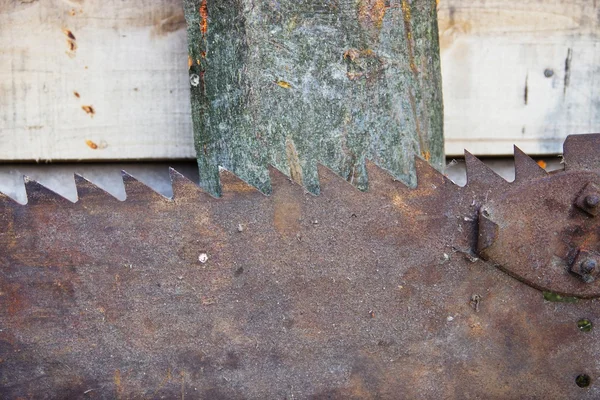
<box><xmin>1</xmin><ymin>135</ymin><xmax>600</xmax><ymax>398</ymax></box>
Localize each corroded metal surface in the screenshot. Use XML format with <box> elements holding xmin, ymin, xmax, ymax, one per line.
<box><xmin>1</xmin><ymin>136</ymin><xmax>600</xmax><ymax>398</ymax></box>
<box><xmin>478</xmin><ymin>171</ymin><xmax>600</xmax><ymax>297</ymax></box>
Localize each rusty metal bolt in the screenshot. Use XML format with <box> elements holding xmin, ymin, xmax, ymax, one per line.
<box><xmin>581</xmin><ymin>259</ymin><xmax>597</xmax><ymax>274</ymax></box>
<box><xmin>575</xmin><ymin>183</ymin><xmax>600</xmax><ymax>216</ymax></box>
<box><xmin>569</xmin><ymin>249</ymin><xmax>600</xmax><ymax>283</ymax></box>
<box><xmin>585</xmin><ymin>194</ymin><xmax>600</xmax><ymax>208</ymax></box>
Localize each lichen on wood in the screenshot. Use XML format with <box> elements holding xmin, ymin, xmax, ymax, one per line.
<box><xmin>184</xmin><ymin>0</ymin><xmax>443</xmax><ymax>196</ymax></box>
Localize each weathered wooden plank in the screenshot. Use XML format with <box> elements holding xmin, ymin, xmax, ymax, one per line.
<box><xmin>0</xmin><ymin>0</ymin><xmax>194</xmax><ymax>161</ymax></box>
<box><xmin>6</xmin><ymin>0</ymin><xmax>596</xmax><ymax>162</ymax></box>
<box><xmin>439</xmin><ymin>0</ymin><xmax>600</xmax><ymax>156</ymax></box>
<box><xmin>184</xmin><ymin>0</ymin><xmax>444</xmax><ymax>195</ymax></box>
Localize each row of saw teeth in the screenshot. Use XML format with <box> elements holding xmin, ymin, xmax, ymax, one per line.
<box><xmin>0</xmin><ymin>148</ymin><xmax>556</xmax><ymax>205</ymax></box>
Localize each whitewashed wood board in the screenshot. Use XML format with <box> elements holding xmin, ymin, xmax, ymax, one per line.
<box><xmin>0</xmin><ymin>0</ymin><xmax>194</xmax><ymax>161</ymax></box>
<box><xmin>439</xmin><ymin>0</ymin><xmax>600</xmax><ymax>156</ymax></box>
<box><xmin>1</xmin><ymin>0</ymin><xmax>599</xmax><ymax>160</ymax></box>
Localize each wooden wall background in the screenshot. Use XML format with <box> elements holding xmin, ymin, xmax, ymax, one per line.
<box><xmin>0</xmin><ymin>0</ymin><xmax>194</xmax><ymax>161</ymax></box>
<box><xmin>438</xmin><ymin>0</ymin><xmax>600</xmax><ymax>156</ymax></box>
<box><xmin>1</xmin><ymin>0</ymin><xmax>599</xmax><ymax>160</ymax></box>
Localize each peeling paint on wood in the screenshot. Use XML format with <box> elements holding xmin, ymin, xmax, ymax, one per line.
<box><xmin>184</xmin><ymin>0</ymin><xmax>444</xmax><ymax>195</ymax></box>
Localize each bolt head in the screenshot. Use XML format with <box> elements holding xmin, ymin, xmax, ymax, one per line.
<box><xmin>581</xmin><ymin>258</ymin><xmax>597</xmax><ymax>274</ymax></box>
<box><xmin>585</xmin><ymin>194</ymin><xmax>600</xmax><ymax>208</ymax></box>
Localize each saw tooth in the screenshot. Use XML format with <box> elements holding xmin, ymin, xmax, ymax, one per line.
<box><xmin>121</xmin><ymin>166</ymin><xmax>173</xmax><ymax>198</ymax></box>
<box><xmin>121</xmin><ymin>171</ymin><xmax>170</xmax><ymax>202</ymax></box>
<box><xmin>365</xmin><ymin>159</ymin><xmax>411</xmax><ymax>195</ymax></box>
<box><xmin>74</xmin><ymin>174</ymin><xmax>123</xmax><ymax>203</ymax></box>
<box><xmin>21</xmin><ymin>169</ymin><xmax>78</xmax><ymax>203</ymax></box>
<box><xmin>24</xmin><ymin>176</ymin><xmax>75</xmax><ymax>205</ymax></box>
<box><xmin>73</xmin><ymin>168</ymin><xmax>126</xmax><ymax>201</ymax></box>
<box><xmin>464</xmin><ymin>151</ymin><xmax>509</xmax><ymax>189</ymax></box>
<box><xmin>0</xmin><ymin>170</ymin><xmax>27</xmax><ymax>205</ymax></box>
<box><xmin>267</xmin><ymin>165</ymin><xmax>308</xmax><ymax>196</ymax></box>
<box><xmin>513</xmin><ymin>145</ymin><xmax>547</xmax><ymax>182</ymax></box>
<box><xmin>220</xmin><ymin>167</ymin><xmax>263</xmax><ymax>199</ymax></box>
<box><xmin>0</xmin><ymin>190</ymin><xmax>23</xmax><ymax>206</ymax></box>
<box><xmin>169</xmin><ymin>168</ymin><xmax>213</xmax><ymax>201</ymax></box>
<box><xmin>414</xmin><ymin>156</ymin><xmax>457</xmax><ymax>191</ymax></box>
<box><xmin>316</xmin><ymin>163</ymin><xmax>362</xmax><ymax>197</ymax></box>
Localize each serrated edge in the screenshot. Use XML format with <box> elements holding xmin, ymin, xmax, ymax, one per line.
<box><xmin>414</xmin><ymin>156</ymin><xmax>457</xmax><ymax>189</ymax></box>
<box><xmin>121</xmin><ymin>170</ymin><xmax>171</xmax><ymax>201</ymax></box>
<box><xmin>0</xmin><ymin>148</ymin><xmax>560</xmax><ymax>205</ymax></box>
<box><xmin>464</xmin><ymin>151</ymin><xmax>510</xmax><ymax>188</ymax></box>
<box><xmin>74</xmin><ymin>174</ymin><xmax>123</xmax><ymax>202</ymax></box>
<box><xmin>24</xmin><ymin>176</ymin><xmax>76</xmax><ymax>204</ymax></box>
<box><xmin>169</xmin><ymin>168</ymin><xmax>210</xmax><ymax>200</ymax></box>
<box><xmin>513</xmin><ymin>146</ymin><xmax>547</xmax><ymax>182</ymax></box>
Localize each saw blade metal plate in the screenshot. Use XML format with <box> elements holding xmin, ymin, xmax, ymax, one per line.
<box><xmin>0</xmin><ymin>135</ymin><xmax>599</xmax><ymax>398</ymax></box>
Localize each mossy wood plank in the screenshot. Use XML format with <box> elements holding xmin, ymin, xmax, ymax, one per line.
<box><xmin>184</xmin><ymin>0</ymin><xmax>443</xmax><ymax>195</ymax></box>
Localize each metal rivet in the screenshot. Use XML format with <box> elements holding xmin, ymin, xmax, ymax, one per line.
<box><xmin>544</xmin><ymin>68</ymin><xmax>554</xmax><ymax>78</ymax></box>
<box><xmin>585</xmin><ymin>194</ymin><xmax>600</xmax><ymax>208</ymax></box>
<box><xmin>190</xmin><ymin>74</ymin><xmax>200</xmax><ymax>87</ymax></box>
<box><xmin>581</xmin><ymin>259</ymin><xmax>597</xmax><ymax>274</ymax></box>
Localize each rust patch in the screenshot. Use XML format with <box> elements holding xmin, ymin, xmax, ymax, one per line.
<box><xmin>2</xmin><ymin>284</ymin><xmax>27</xmax><ymax>316</ymax></box>
<box><xmin>62</xmin><ymin>28</ymin><xmax>76</xmax><ymax>40</ymax></box>
<box><xmin>272</xmin><ymin>172</ymin><xmax>302</xmax><ymax>237</ymax></box>
<box><xmin>200</xmin><ymin>0</ymin><xmax>208</xmax><ymax>35</ymax></box>
<box><xmin>85</xmin><ymin>140</ymin><xmax>98</xmax><ymax>149</ymax></box>
<box><xmin>188</xmin><ymin>55</ymin><xmax>193</xmax><ymax>70</ymax></box>
<box><xmin>114</xmin><ymin>369</ymin><xmax>123</xmax><ymax>397</ymax></box>
<box><xmin>63</xmin><ymin>28</ymin><xmax>77</xmax><ymax>57</ymax></box>
<box><xmin>81</xmin><ymin>105</ymin><xmax>95</xmax><ymax>117</ymax></box>
<box><xmin>66</xmin><ymin>39</ymin><xmax>77</xmax><ymax>55</ymax></box>
<box><xmin>357</xmin><ymin>0</ymin><xmax>390</xmax><ymax>30</ymax></box>
<box><xmin>73</xmin><ymin>91</ymin><xmax>80</xmax><ymax>98</ymax></box>
<box><xmin>273</xmin><ymin>198</ymin><xmax>301</xmax><ymax>237</ymax></box>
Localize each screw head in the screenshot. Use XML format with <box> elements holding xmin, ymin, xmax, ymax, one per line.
<box><xmin>585</xmin><ymin>194</ymin><xmax>600</xmax><ymax>208</ymax></box>
<box><xmin>581</xmin><ymin>258</ymin><xmax>597</xmax><ymax>274</ymax></box>
<box><xmin>190</xmin><ymin>74</ymin><xmax>200</xmax><ymax>87</ymax></box>
<box><xmin>544</xmin><ymin>68</ymin><xmax>554</xmax><ymax>78</ymax></box>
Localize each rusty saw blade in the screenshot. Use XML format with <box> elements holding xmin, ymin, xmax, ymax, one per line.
<box><xmin>1</xmin><ymin>135</ymin><xmax>600</xmax><ymax>399</ymax></box>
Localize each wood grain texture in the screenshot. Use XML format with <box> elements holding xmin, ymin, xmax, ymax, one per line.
<box><xmin>185</xmin><ymin>0</ymin><xmax>444</xmax><ymax>195</ymax></box>
<box><xmin>5</xmin><ymin>0</ymin><xmax>596</xmax><ymax>162</ymax></box>
<box><xmin>439</xmin><ymin>0</ymin><xmax>600</xmax><ymax>156</ymax></box>
<box><xmin>0</xmin><ymin>0</ymin><xmax>194</xmax><ymax>161</ymax></box>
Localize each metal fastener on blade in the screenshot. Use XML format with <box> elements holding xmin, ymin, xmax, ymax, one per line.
<box><xmin>575</xmin><ymin>182</ymin><xmax>600</xmax><ymax>216</ymax></box>
<box><xmin>570</xmin><ymin>249</ymin><xmax>600</xmax><ymax>283</ymax></box>
<box><xmin>585</xmin><ymin>195</ymin><xmax>600</xmax><ymax>208</ymax></box>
